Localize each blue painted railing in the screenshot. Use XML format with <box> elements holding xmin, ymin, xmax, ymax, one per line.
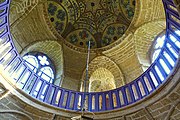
<box><xmin>0</xmin><ymin>0</ymin><xmax>179</xmax><ymax>112</ymax></box>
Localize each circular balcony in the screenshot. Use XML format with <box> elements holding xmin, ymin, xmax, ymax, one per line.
<box><xmin>0</xmin><ymin>0</ymin><xmax>179</xmax><ymax>116</ymax></box>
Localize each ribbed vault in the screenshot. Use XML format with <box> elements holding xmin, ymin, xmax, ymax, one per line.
<box><xmin>81</xmin><ymin>55</ymin><xmax>124</xmax><ymax>90</ymax></box>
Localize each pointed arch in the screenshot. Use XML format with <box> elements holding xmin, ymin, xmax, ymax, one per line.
<box><xmin>20</xmin><ymin>40</ymin><xmax>64</xmax><ymax>86</ymax></box>
<box><xmin>134</xmin><ymin>20</ymin><xmax>166</xmax><ymax>71</ymax></box>
<box><xmin>81</xmin><ymin>56</ymin><xmax>124</xmax><ymax>92</ymax></box>
<box><xmin>89</xmin><ymin>68</ymin><xmax>115</xmax><ymax>92</ymax></box>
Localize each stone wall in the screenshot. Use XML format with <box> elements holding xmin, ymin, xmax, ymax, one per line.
<box><xmin>103</xmin><ymin>0</ymin><xmax>166</xmax><ymax>83</ymax></box>
<box><xmin>0</xmin><ymin>62</ymin><xmax>179</xmax><ymax>120</ymax></box>
<box><xmin>9</xmin><ymin>0</ymin><xmax>168</xmax><ymax>91</ymax></box>
<box><xmin>134</xmin><ymin>20</ymin><xmax>166</xmax><ymax>70</ymax></box>
<box><xmin>20</xmin><ymin>40</ymin><xmax>63</xmax><ymax>86</ymax></box>
<box><xmin>10</xmin><ymin>2</ymin><xmax>57</xmax><ymax>51</ymax></box>
<box><xmin>81</xmin><ymin>56</ymin><xmax>125</xmax><ymax>88</ymax></box>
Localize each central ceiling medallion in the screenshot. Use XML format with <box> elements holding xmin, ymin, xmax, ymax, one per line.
<box><xmin>47</xmin><ymin>0</ymin><xmax>135</xmax><ymax>49</ymax></box>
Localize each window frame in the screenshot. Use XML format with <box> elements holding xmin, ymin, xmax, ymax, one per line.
<box><xmin>149</xmin><ymin>30</ymin><xmax>166</xmax><ymax>63</ymax></box>
<box><xmin>23</xmin><ymin>52</ymin><xmax>56</xmax><ymax>83</ymax></box>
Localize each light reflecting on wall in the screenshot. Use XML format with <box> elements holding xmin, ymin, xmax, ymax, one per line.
<box><xmin>89</xmin><ymin>68</ymin><xmax>116</xmax><ymax>92</ymax></box>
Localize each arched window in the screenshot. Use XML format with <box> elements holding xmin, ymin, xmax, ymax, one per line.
<box><xmin>23</xmin><ymin>52</ymin><xmax>55</xmax><ymax>83</ymax></box>
<box><xmin>151</xmin><ymin>30</ymin><xmax>180</xmax><ymax>63</ymax></box>
<box><xmin>151</xmin><ymin>34</ymin><xmax>165</xmax><ymax>63</ymax></box>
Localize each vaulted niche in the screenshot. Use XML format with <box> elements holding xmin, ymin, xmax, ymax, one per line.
<box><xmin>89</xmin><ymin>68</ymin><xmax>116</xmax><ymax>92</ymax></box>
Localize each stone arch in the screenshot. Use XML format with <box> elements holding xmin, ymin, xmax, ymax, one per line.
<box><xmin>81</xmin><ymin>56</ymin><xmax>124</xmax><ymax>92</ymax></box>
<box><xmin>132</xmin><ymin>0</ymin><xmax>165</xmax><ymax>27</ymax></box>
<box><xmin>20</xmin><ymin>40</ymin><xmax>64</xmax><ymax>86</ymax></box>
<box><xmin>130</xmin><ymin>0</ymin><xmax>166</xmax><ymax>72</ymax></box>
<box><xmin>134</xmin><ymin>20</ymin><xmax>166</xmax><ymax>71</ymax></box>
<box><xmin>89</xmin><ymin>68</ymin><xmax>116</xmax><ymax>92</ymax></box>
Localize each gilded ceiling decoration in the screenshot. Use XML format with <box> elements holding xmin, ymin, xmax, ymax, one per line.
<box><xmin>47</xmin><ymin>0</ymin><xmax>135</xmax><ymax>49</ymax></box>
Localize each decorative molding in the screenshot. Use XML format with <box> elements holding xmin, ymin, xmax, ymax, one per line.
<box><xmin>144</xmin><ymin>107</ymin><xmax>155</xmax><ymax>120</ymax></box>
<box><xmin>0</xmin><ymin>110</ymin><xmax>33</xmax><ymax>120</ymax></box>
<box><xmin>166</xmin><ymin>101</ymin><xmax>180</xmax><ymax>120</ymax></box>
<box><xmin>10</xmin><ymin>0</ymin><xmax>40</xmax><ymax>28</ymax></box>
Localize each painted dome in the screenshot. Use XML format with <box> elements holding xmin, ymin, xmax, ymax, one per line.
<box><xmin>46</xmin><ymin>0</ymin><xmax>135</xmax><ymax>49</ymax></box>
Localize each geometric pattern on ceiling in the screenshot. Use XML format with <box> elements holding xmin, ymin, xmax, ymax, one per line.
<box><xmin>47</xmin><ymin>0</ymin><xmax>135</xmax><ymax>49</ymax></box>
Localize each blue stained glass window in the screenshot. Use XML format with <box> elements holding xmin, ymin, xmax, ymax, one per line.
<box><xmin>151</xmin><ymin>30</ymin><xmax>180</xmax><ymax>63</ymax></box>
<box><xmin>151</xmin><ymin>35</ymin><xmax>165</xmax><ymax>63</ymax></box>
<box><xmin>23</xmin><ymin>52</ymin><xmax>55</xmax><ymax>83</ymax></box>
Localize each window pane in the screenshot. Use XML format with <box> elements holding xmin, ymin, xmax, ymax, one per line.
<box><xmin>155</xmin><ymin>66</ymin><xmax>164</xmax><ymax>81</ymax></box>
<box><xmin>163</xmin><ymin>51</ymin><xmax>175</xmax><ymax>67</ymax></box>
<box><xmin>40</xmin><ymin>67</ymin><xmax>54</xmax><ymax>79</ymax></box>
<box><xmin>151</xmin><ymin>31</ymin><xmax>179</xmax><ymax>64</ymax></box>
<box><xmin>38</xmin><ymin>55</ymin><xmax>50</xmax><ymax>65</ymax></box>
<box><xmin>25</xmin><ymin>62</ymin><xmax>37</xmax><ymax>72</ymax></box>
<box><xmin>159</xmin><ymin>59</ymin><xmax>170</xmax><ymax>74</ymax></box>
<box><xmin>175</xmin><ymin>30</ymin><xmax>180</xmax><ymax>36</ymax></box>
<box><xmin>169</xmin><ymin>35</ymin><xmax>180</xmax><ymax>48</ymax></box>
<box><xmin>152</xmin><ymin>49</ymin><xmax>161</xmax><ymax>62</ymax></box>
<box><xmin>41</xmin><ymin>73</ymin><xmax>50</xmax><ymax>82</ymax></box>
<box><xmin>154</xmin><ymin>35</ymin><xmax>165</xmax><ymax>49</ymax></box>
<box><xmin>166</xmin><ymin>43</ymin><xmax>178</xmax><ymax>58</ymax></box>
<box><xmin>23</xmin><ymin>55</ymin><xmax>39</xmax><ymax>68</ymax></box>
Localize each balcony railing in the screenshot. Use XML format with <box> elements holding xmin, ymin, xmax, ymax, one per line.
<box><xmin>0</xmin><ymin>0</ymin><xmax>179</xmax><ymax>112</ymax></box>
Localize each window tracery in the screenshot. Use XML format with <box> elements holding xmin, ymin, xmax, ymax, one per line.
<box><xmin>23</xmin><ymin>52</ymin><xmax>55</xmax><ymax>83</ymax></box>
<box><xmin>151</xmin><ymin>30</ymin><xmax>180</xmax><ymax>63</ymax></box>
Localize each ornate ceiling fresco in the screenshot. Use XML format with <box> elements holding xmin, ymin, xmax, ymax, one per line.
<box><xmin>47</xmin><ymin>0</ymin><xmax>135</xmax><ymax>49</ymax></box>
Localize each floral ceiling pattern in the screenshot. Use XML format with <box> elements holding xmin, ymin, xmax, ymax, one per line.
<box><xmin>47</xmin><ymin>0</ymin><xmax>135</xmax><ymax>49</ymax></box>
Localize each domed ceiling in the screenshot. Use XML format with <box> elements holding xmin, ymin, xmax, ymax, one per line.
<box><xmin>47</xmin><ymin>0</ymin><xmax>135</xmax><ymax>49</ymax></box>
